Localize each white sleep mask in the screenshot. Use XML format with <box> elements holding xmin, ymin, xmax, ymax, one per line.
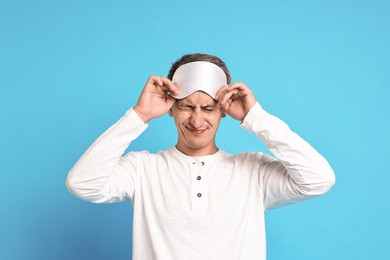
<box><xmin>171</xmin><ymin>61</ymin><xmax>228</xmax><ymax>99</ymax></box>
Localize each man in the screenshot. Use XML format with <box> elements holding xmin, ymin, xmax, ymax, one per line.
<box><xmin>66</xmin><ymin>53</ymin><xmax>335</xmax><ymax>260</ymax></box>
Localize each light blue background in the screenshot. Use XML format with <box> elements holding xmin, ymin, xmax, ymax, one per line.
<box><xmin>1</xmin><ymin>0</ymin><xmax>389</xmax><ymax>259</ymax></box>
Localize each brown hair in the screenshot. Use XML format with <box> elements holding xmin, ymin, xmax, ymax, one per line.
<box><xmin>167</xmin><ymin>53</ymin><xmax>231</xmax><ymax>84</ymax></box>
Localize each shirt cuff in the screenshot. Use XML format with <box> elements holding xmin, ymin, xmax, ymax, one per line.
<box><xmin>240</xmin><ymin>102</ymin><xmax>265</xmax><ymax>132</ymax></box>
<box><xmin>124</xmin><ymin>108</ymin><xmax>149</xmax><ymax>132</ymax></box>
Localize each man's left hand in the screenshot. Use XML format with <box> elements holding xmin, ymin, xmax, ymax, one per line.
<box><xmin>216</xmin><ymin>82</ymin><xmax>257</xmax><ymax>121</ymax></box>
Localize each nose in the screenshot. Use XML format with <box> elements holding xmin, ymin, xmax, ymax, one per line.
<box><xmin>189</xmin><ymin>109</ymin><xmax>204</xmax><ymax>129</ymax></box>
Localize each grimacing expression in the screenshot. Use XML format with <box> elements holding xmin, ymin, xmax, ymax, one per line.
<box><xmin>169</xmin><ymin>91</ymin><xmax>226</xmax><ymax>155</ymax></box>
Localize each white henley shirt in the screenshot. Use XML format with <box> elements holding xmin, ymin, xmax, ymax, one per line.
<box><xmin>66</xmin><ymin>102</ymin><xmax>335</xmax><ymax>260</ymax></box>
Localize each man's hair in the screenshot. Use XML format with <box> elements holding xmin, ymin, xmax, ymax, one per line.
<box><xmin>167</xmin><ymin>53</ymin><xmax>231</xmax><ymax>85</ymax></box>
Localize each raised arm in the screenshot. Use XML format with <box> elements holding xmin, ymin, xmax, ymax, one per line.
<box><xmin>65</xmin><ymin>76</ymin><xmax>179</xmax><ymax>203</ymax></box>
<box><xmin>216</xmin><ymin>83</ymin><xmax>335</xmax><ymax>210</ymax></box>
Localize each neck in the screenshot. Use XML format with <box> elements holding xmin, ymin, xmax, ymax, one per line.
<box><xmin>175</xmin><ymin>144</ymin><xmax>219</xmax><ymax>157</ymax></box>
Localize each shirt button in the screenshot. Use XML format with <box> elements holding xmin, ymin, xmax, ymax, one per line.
<box><xmin>197</xmin><ymin>193</ymin><xmax>202</xmax><ymax>197</ymax></box>
<box><xmin>197</xmin><ymin>176</ymin><xmax>201</xmax><ymax>180</ymax></box>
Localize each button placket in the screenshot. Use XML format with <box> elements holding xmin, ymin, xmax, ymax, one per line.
<box><xmin>196</xmin><ymin>161</ymin><xmax>203</xmax><ymax>181</ymax></box>
<box><xmin>190</xmin><ymin>159</ymin><xmax>207</xmax><ymax>211</ymax></box>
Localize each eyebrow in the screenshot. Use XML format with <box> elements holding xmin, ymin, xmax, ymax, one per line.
<box><xmin>177</xmin><ymin>103</ymin><xmax>193</xmax><ymax>107</ymax></box>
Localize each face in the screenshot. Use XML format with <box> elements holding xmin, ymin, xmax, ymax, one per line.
<box><xmin>169</xmin><ymin>91</ymin><xmax>225</xmax><ymax>156</ymax></box>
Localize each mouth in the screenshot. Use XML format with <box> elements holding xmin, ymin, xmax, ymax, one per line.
<box><xmin>186</xmin><ymin>127</ymin><xmax>207</xmax><ymax>135</ymax></box>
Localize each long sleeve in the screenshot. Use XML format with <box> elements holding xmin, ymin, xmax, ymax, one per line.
<box><xmin>241</xmin><ymin>102</ymin><xmax>336</xmax><ymax>210</ymax></box>
<box><xmin>65</xmin><ymin>108</ymin><xmax>148</xmax><ymax>203</ymax></box>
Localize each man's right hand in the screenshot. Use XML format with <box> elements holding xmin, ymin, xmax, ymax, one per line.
<box><xmin>134</xmin><ymin>76</ymin><xmax>179</xmax><ymax>123</ymax></box>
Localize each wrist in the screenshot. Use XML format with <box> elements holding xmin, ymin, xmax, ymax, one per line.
<box><xmin>244</xmin><ymin>100</ymin><xmax>257</xmax><ymax>117</ymax></box>
<box><xmin>133</xmin><ymin>106</ymin><xmax>151</xmax><ymax>123</ymax></box>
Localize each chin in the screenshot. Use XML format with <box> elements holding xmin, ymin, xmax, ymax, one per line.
<box><xmin>183</xmin><ymin>140</ymin><xmax>207</xmax><ymax>149</ymax></box>
<box><xmin>187</xmin><ymin>143</ymin><xmax>206</xmax><ymax>150</ymax></box>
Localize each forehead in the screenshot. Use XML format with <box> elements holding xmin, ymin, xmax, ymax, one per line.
<box><xmin>176</xmin><ymin>91</ymin><xmax>217</xmax><ymax>105</ymax></box>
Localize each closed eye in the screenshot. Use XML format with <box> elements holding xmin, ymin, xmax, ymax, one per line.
<box><xmin>202</xmin><ymin>106</ymin><xmax>216</xmax><ymax>112</ymax></box>
<box><xmin>178</xmin><ymin>105</ymin><xmax>194</xmax><ymax>111</ymax></box>
<box><xmin>177</xmin><ymin>104</ymin><xmax>217</xmax><ymax>112</ymax></box>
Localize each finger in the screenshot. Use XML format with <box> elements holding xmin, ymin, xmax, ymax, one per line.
<box><xmin>161</xmin><ymin>77</ymin><xmax>179</xmax><ymax>96</ymax></box>
<box><xmin>216</xmin><ymin>88</ymin><xmax>229</xmax><ymax>109</ymax></box>
<box><xmin>217</xmin><ymin>82</ymin><xmax>247</xmax><ymax>103</ymax></box>
<box><xmin>218</xmin><ymin>89</ymin><xmax>241</xmax><ymax>114</ymax></box>
<box><xmin>219</xmin><ymin>88</ymin><xmax>240</xmax><ymax>106</ymax></box>
<box><xmin>215</xmin><ymin>85</ymin><xmax>229</xmax><ymax>101</ymax></box>
<box><xmin>230</xmin><ymin>89</ymin><xmax>247</xmax><ymax>100</ymax></box>
<box><xmin>217</xmin><ymin>86</ymin><xmax>231</xmax><ymax>103</ymax></box>
<box><xmin>149</xmin><ymin>75</ymin><xmax>163</xmax><ymax>87</ymax></box>
<box><xmin>227</xmin><ymin>82</ymin><xmax>248</xmax><ymax>93</ymax></box>
<box><xmin>230</xmin><ymin>82</ymin><xmax>255</xmax><ymax>98</ymax></box>
<box><xmin>219</xmin><ymin>93</ymin><xmax>232</xmax><ymax>112</ymax></box>
<box><xmin>229</xmin><ymin>81</ymin><xmax>256</xmax><ymax>105</ymax></box>
<box><xmin>150</xmin><ymin>76</ymin><xmax>173</xmax><ymax>96</ymax></box>
<box><xmin>165</xmin><ymin>93</ymin><xmax>177</xmax><ymax>108</ymax></box>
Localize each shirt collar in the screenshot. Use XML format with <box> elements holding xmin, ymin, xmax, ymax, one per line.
<box><xmin>169</xmin><ymin>146</ymin><xmax>226</xmax><ymax>163</ymax></box>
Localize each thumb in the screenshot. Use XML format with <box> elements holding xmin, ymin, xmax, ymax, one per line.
<box><xmin>219</xmin><ymin>99</ymin><xmax>231</xmax><ymax>114</ymax></box>
<box><xmin>165</xmin><ymin>95</ymin><xmax>176</xmax><ymax>109</ymax></box>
